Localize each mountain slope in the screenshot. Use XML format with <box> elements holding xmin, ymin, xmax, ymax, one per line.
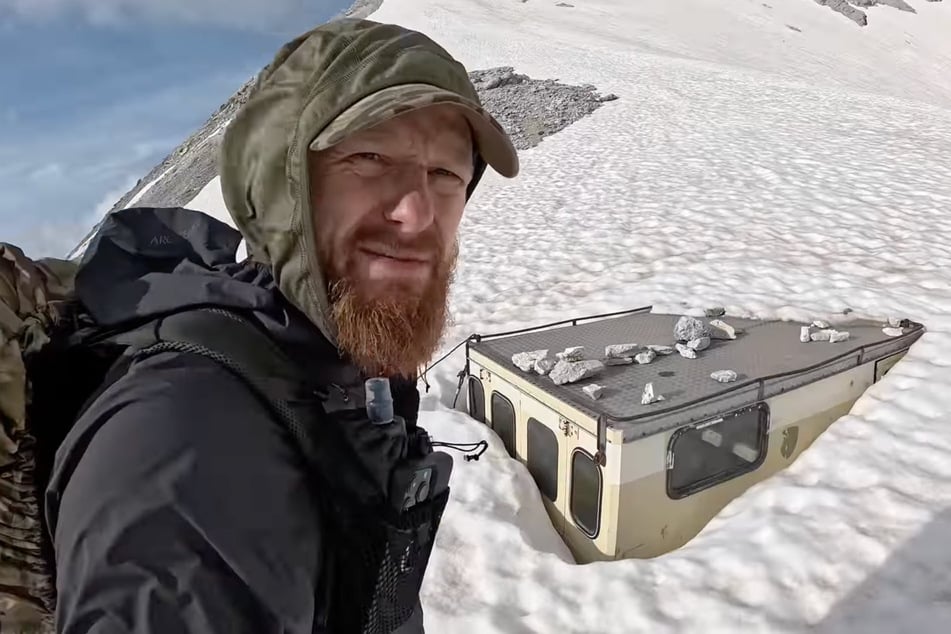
<box><xmin>817</xmin><ymin>0</ymin><xmax>945</xmax><ymax>26</ymax></box>
<box><xmin>72</xmin><ymin>0</ymin><xmax>950</xmax><ymax>258</ymax></box>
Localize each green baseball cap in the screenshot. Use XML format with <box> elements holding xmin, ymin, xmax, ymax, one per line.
<box><xmin>308</xmin><ymin>83</ymin><xmax>519</xmax><ymax>178</ymax></box>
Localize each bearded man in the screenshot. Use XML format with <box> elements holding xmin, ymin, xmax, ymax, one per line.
<box><xmin>45</xmin><ymin>18</ymin><xmax>518</xmax><ymax>634</ymax></box>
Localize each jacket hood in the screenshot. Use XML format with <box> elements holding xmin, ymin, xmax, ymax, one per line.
<box><xmin>74</xmin><ymin>207</ymin><xmax>338</xmax><ymax>369</ymax></box>
<box><xmin>76</xmin><ymin>206</ymin><xmax>266</xmax><ymax>323</ymax></box>
<box><xmin>218</xmin><ymin>18</ymin><xmax>508</xmax><ymax>347</ymax></box>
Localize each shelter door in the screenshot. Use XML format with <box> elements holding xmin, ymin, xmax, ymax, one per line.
<box><xmin>563</xmin><ymin>420</ymin><xmax>604</xmax><ymax>543</ymax></box>
<box><xmin>518</xmin><ymin>397</ymin><xmax>568</xmax><ymax>536</ymax></box>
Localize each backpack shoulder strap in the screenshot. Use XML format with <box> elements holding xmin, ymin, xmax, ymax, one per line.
<box><xmin>151</xmin><ymin>309</ymin><xmax>297</xmax><ymax>384</ymax></box>
<box><xmin>108</xmin><ymin>308</ymin><xmax>319</xmax><ymax>458</ymax></box>
<box><xmin>106</xmin><ymin>308</ymin><xmax>446</xmax><ymax>634</ymax></box>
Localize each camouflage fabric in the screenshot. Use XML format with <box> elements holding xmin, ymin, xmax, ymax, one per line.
<box><xmin>0</xmin><ymin>243</ymin><xmax>77</xmax><ymax>633</ymax></box>
<box><xmin>220</xmin><ymin>18</ymin><xmax>518</xmax><ymax>348</ymax></box>
<box><xmin>309</xmin><ymin>82</ymin><xmax>518</xmax><ymax>177</ymax></box>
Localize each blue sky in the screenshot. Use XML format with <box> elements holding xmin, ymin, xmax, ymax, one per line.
<box><xmin>0</xmin><ymin>0</ymin><xmax>357</xmax><ymax>258</ymax></box>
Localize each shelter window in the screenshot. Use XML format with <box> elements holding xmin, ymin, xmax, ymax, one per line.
<box><xmin>527</xmin><ymin>418</ymin><xmax>559</xmax><ymax>502</ymax></box>
<box><xmin>490</xmin><ymin>392</ymin><xmax>516</xmax><ymax>458</ymax></box>
<box><xmin>570</xmin><ymin>449</ymin><xmax>602</xmax><ymax>538</ymax></box>
<box><xmin>468</xmin><ymin>376</ymin><xmax>485</xmax><ymax>424</ymax></box>
<box><xmin>667</xmin><ymin>403</ymin><xmax>769</xmax><ymax>499</ymax></box>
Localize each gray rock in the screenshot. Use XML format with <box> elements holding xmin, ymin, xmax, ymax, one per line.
<box><xmin>557</xmin><ymin>346</ymin><xmax>585</xmax><ymax>362</ymax></box>
<box><xmin>674</xmin><ymin>316</ymin><xmax>710</xmax><ymax>342</ymax></box>
<box><xmin>688</xmin><ymin>336</ymin><xmax>711</xmax><ymax>351</ymax></box>
<box><xmin>800</xmin><ymin>326</ymin><xmax>812</xmax><ymax>343</ymax></box>
<box><xmin>814</xmin><ymin>0</ymin><xmax>920</xmax><ymax>27</ymax></box>
<box><xmin>812</xmin><ymin>320</ymin><xmax>830</xmax><ymax>329</ymax></box>
<box><xmin>605</xmin><ymin>357</ymin><xmax>634</xmax><ymax>366</ymax></box>
<box><xmin>641</xmin><ymin>382</ymin><xmax>665</xmax><ymax>405</ymax></box>
<box><xmin>708</xmin><ymin>319</ymin><xmax>737</xmax><ymax>340</ymax></box>
<box><xmin>534</xmin><ymin>357</ymin><xmax>556</xmax><ymax>375</ymax></box>
<box><xmin>829</xmin><ymin>330</ymin><xmax>851</xmax><ymax>343</ymax></box>
<box><xmin>814</xmin><ymin>0</ymin><xmax>869</xmax><ymax>25</ymax></box>
<box><xmin>468</xmin><ymin>66</ymin><xmax>618</xmax><ymax>153</ymax></box>
<box><xmin>583</xmin><ymin>384</ymin><xmax>604</xmax><ymax>400</ymax></box>
<box><xmin>605</xmin><ymin>343</ymin><xmax>639</xmax><ymax>358</ymax></box>
<box><xmin>635</xmin><ymin>349</ymin><xmax>657</xmax><ymax>365</ymax></box>
<box><xmin>550</xmin><ymin>359</ymin><xmax>605</xmax><ymax>385</ymax></box>
<box><xmin>512</xmin><ymin>353</ymin><xmax>534</xmax><ymax>372</ymax></box>
<box><xmin>711</xmin><ymin>370</ymin><xmax>739</xmax><ymax>383</ymax></box>
<box><xmin>675</xmin><ymin>343</ymin><xmax>697</xmax><ymax>359</ymax></box>
<box><xmin>647</xmin><ymin>345</ymin><xmax>676</xmax><ymax>355</ymax></box>
<box><xmin>810</xmin><ymin>330</ymin><xmax>833</xmax><ymax>342</ymax></box>
<box><xmin>704</xmin><ymin>307</ymin><xmax>726</xmax><ymax>318</ymax></box>
<box><xmin>513</xmin><ymin>349</ymin><xmax>550</xmax><ymax>371</ymax></box>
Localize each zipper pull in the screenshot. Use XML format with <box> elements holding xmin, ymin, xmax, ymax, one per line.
<box><xmin>330</xmin><ymin>383</ymin><xmax>350</xmax><ymax>403</ymax></box>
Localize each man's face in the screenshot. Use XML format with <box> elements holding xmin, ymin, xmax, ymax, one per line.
<box><xmin>309</xmin><ymin>103</ymin><xmax>476</xmax><ymax>378</ymax></box>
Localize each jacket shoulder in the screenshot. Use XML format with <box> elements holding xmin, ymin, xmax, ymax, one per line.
<box><xmin>47</xmin><ymin>349</ymin><xmax>322</xmax><ymax>634</ymax></box>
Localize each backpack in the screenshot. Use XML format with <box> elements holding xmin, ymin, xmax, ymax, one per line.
<box><xmin>0</xmin><ymin>243</ymin><xmax>77</xmax><ymax>632</ymax></box>
<box><xmin>0</xmin><ymin>237</ymin><xmax>457</xmax><ymax>634</ymax></box>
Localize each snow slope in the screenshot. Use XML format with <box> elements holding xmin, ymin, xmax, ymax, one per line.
<box><xmin>183</xmin><ymin>0</ymin><xmax>951</xmax><ymax>631</ymax></box>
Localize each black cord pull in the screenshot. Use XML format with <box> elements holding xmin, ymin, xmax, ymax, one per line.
<box><xmin>431</xmin><ymin>440</ymin><xmax>489</xmax><ymax>462</ymax></box>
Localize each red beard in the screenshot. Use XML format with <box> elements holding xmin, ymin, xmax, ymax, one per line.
<box><xmin>321</xmin><ymin>227</ymin><xmax>458</xmax><ymax>378</ymax></box>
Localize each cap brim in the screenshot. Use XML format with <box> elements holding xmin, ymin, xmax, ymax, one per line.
<box><xmin>309</xmin><ymin>83</ymin><xmax>519</xmax><ymax>178</ymax></box>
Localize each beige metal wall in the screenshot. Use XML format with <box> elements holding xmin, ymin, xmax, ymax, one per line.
<box><xmin>468</xmin><ymin>348</ymin><xmax>905</xmax><ymax>564</ymax></box>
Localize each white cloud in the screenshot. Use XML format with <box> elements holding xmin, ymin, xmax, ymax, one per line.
<box><xmin>25</xmin><ymin>219</ymin><xmax>90</xmax><ymax>259</ymax></box>
<box><xmin>0</xmin><ymin>66</ymin><xmax>256</xmax><ymax>260</ymax></box>
<box><xmin>29</xmin><ymin>162</ymin><xmax>64</xmax><ymax>182</ymax></box>
<box><xmin>90</xmin><ymin>174</ymin><xmax>139</xmax><ymax>221</ymax></box>
<box><xmin>0</xmin><ymin>0</ymin><xmax>349</xmax><ymax>30</ymax></box>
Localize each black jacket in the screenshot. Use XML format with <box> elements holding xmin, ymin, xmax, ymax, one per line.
<box><xmin>44</xmin><ymin>208</ymin><xmax>424</xmax><ymax>633</ymax></box>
